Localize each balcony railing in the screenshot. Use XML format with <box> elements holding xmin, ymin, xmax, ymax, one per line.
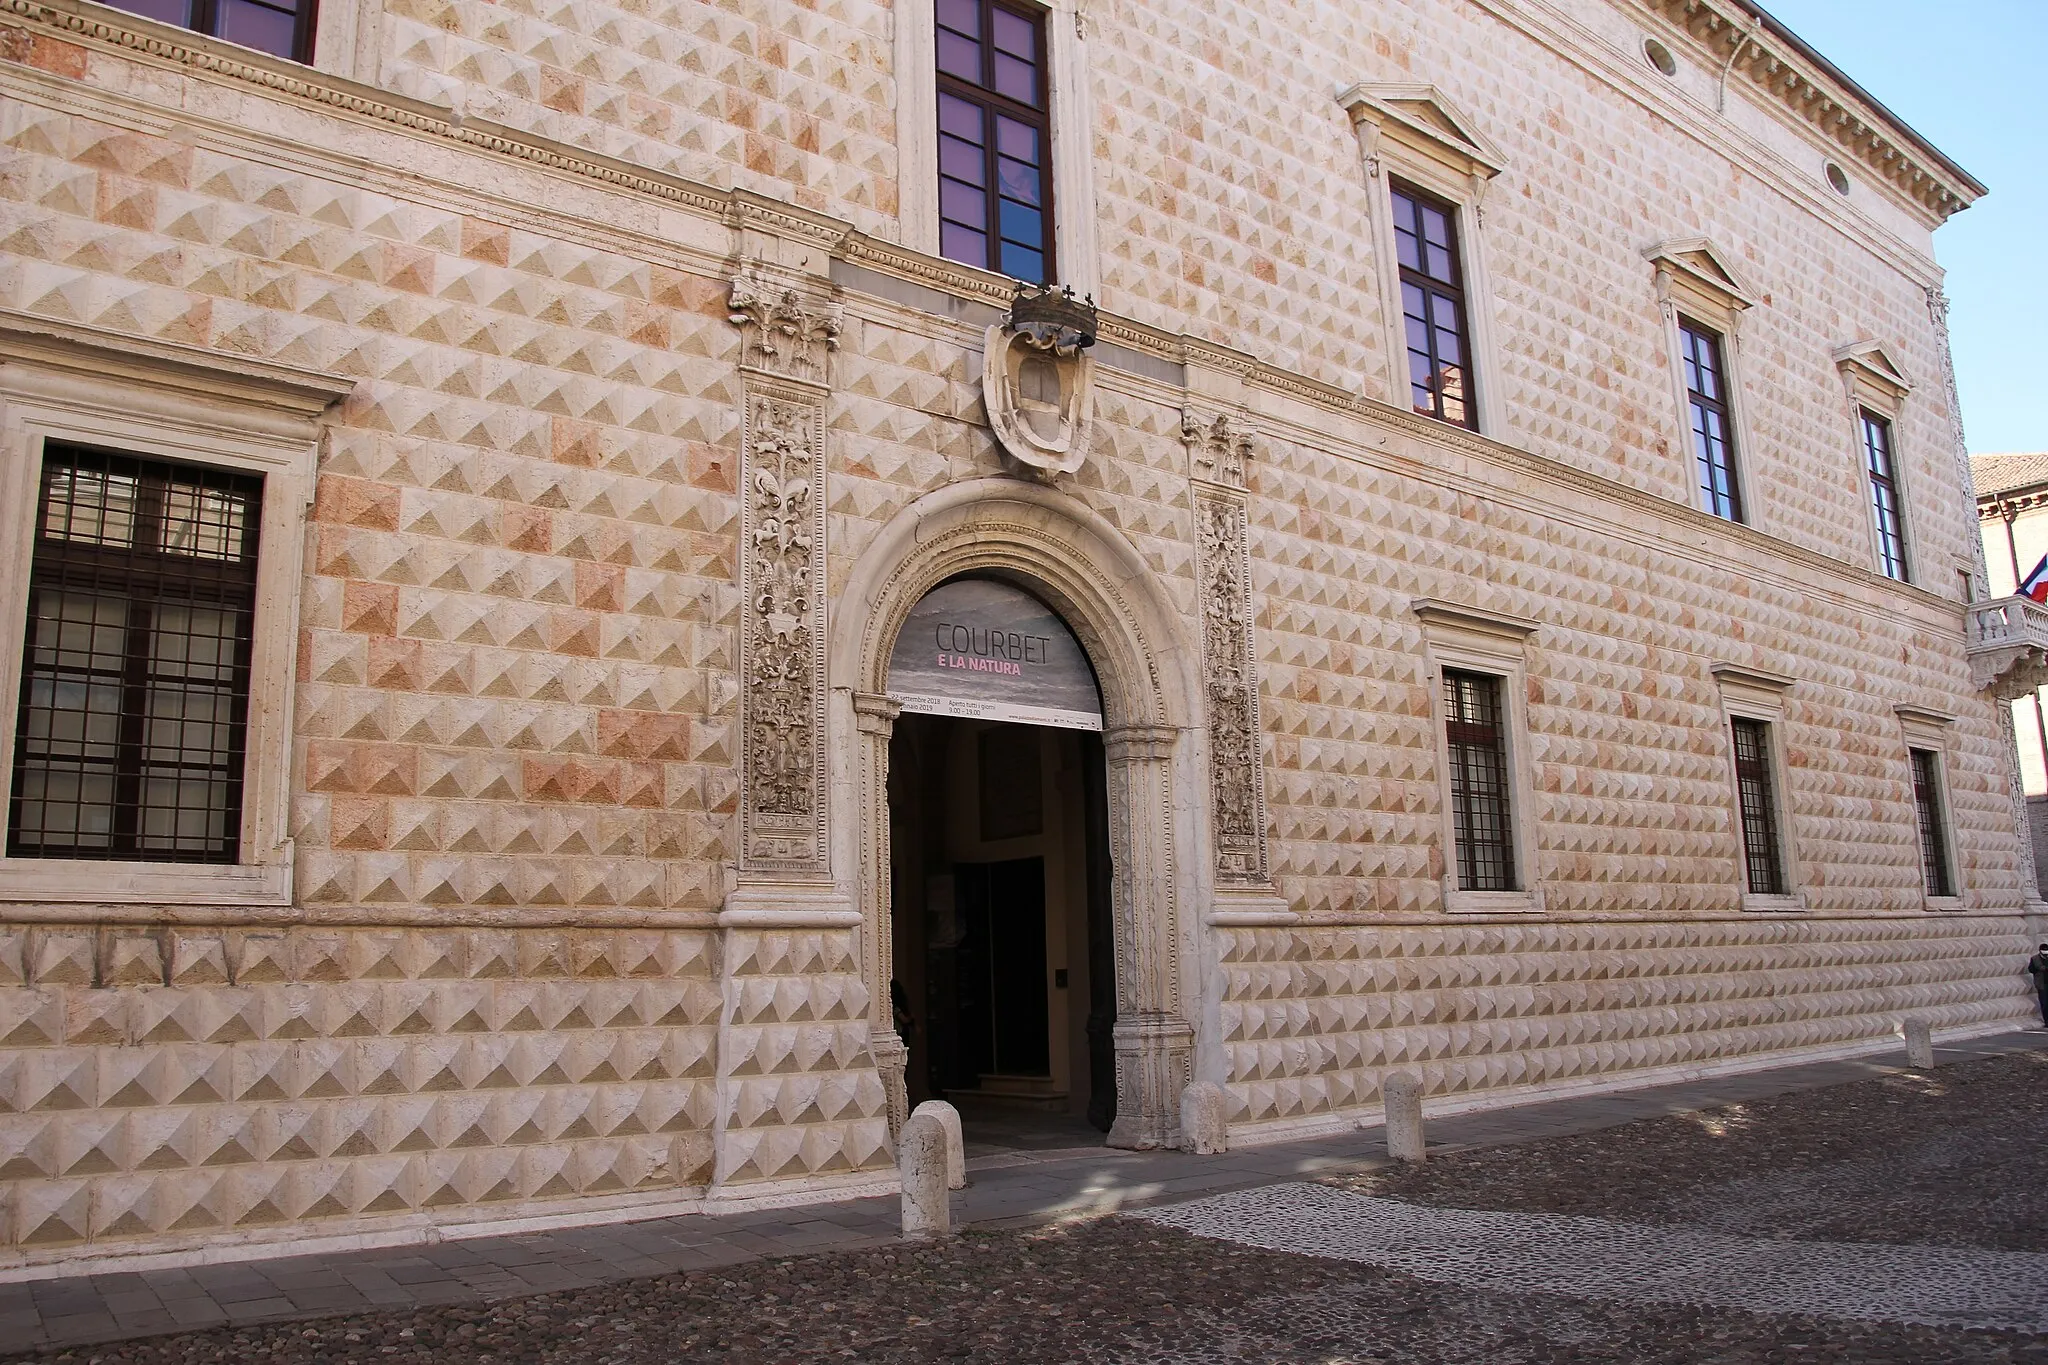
<box><xmin>1967</xmin><ymin>595</ymin><xmax>2048</xmax><ymax>698</ymax></box>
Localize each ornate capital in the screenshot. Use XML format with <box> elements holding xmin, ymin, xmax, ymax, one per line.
<box><xmin>852</xmin><ymin>691</ymin><xmax>903</xmax><ymax>736</ymax></box>
<box><xmin>729</xmin><ymin>271</ymin><xmax>842</xmax><ymax>386</ymax></box>
<box><xmin>1104</xmin><ymin>723</ymin><xmax>1179</xmax><ymax>764</ymax></box>
<box><xmin>1182</xmin><ymin>408</ymin><xmax>1257</xmax><ymax>489</ymax></box>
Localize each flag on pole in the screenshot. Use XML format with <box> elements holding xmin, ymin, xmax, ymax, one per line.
<box><xmin>2022</xmin><ymin>554</ymin><xmax>2048</xmax><ymax>604</ymax></box>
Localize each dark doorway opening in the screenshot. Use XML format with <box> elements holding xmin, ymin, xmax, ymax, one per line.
<box><xmin>888</xmin><ymin>713</ymin><xmax>1117</xmax><ymax>1153</ymax></box>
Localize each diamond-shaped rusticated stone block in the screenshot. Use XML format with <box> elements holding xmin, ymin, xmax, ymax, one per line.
<box><xmin>723</xmin><ymin>930</ymin><xmax>859</xmax><ymax>980</ymax></box>
<box><xmin>714</xmin><ymin>1116</ymin><xmax>891</xmax><ymax>1186</ymax></box>
<box><xmin>723</xmin><ymin>1022</ymin><xmax>874</xmax><ymax>1080</ymax></box>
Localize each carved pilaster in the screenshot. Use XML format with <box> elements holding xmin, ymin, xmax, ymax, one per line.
<box><xmin>1109</xmin><ymin>1013</ymin><xmax>1194</xmax><ymax>1151</ymax></box>
<box><xmin>731</xmin><ymin>268</ymin><xmax>839</xmax><ymax>877</ymax></box>
<box><xmin>1186</xmin><ymin>413</ymin><xmax>1269</xmax><ymax>888</ymax></box>
<box><xmin>1101</xmin><ymin>722</ymin><xmax>1186</xmax><ymax>1149</ymax></box>
<box><xmin>853</xmin><ymin>692</ymin><xmax>909</xmax><ymax>1139</ymax></box>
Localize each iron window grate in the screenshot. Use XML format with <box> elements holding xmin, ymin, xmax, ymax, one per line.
<box><xmin>1731</xmin><ymin>717</ymin><xmax>1785</xmax><ymax>896</ymax></box>
<box><xmin>1443</xmin><ymin>669</ymin><xmax>1515</xmax><ymax>892</ymax></box>
<box><xmin>8</xmin><ymin>444</ymin><xmax>262</xmax><ymax>864</ymax></box>
<box><xmin>1910</xmin><ymin>748</ymin><xmax>1953</xmax><ymax>897</ymax></box>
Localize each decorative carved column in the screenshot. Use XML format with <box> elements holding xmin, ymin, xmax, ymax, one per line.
<box><xmin>853</xmin><ymin>691</ymin><xmax>909</xmax><ymax>1139</ymax></box>
<box><xmin>1184</xmin><ymin>410</ymin><xmax>1268</xmax><ymax>887</ymax></box>
<box><xmin>731</xmin><ymin>270</ymin><xmax>842</xmax><ymax>877</ymax></box>
<box><xmin>1102</xmin><ymin>721</ymin><xmax>1191</xmax><ymax>1149</ymax></box>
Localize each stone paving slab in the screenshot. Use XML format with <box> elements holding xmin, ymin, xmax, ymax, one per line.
<box><xmin>1136</xmin><ymin>1183</ymin><xmax>2048</xmax><ymax>1333</ymax></box>
<box><xmin>4</xmin><ymin>1029</ymin><xmax>2042</xmax><ymax>1355</ymax></box>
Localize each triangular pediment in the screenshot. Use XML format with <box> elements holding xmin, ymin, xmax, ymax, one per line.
<box><xmin>1642</xmin><ymin>237</ymin><xmax>1758</xmax><ymax>312</ymax></box>
<box><xmin>1833</xmin><ymin>339</ymin><xmax>1914</xmax><ymax>399</ymax></box>
<box><xmin>1336</xmin><ymin>83</ymin><xmax>1508</xmax><ymax>179</ymax></box>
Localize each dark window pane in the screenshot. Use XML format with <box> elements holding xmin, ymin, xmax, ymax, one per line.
<box><xmin>1444</xmin><ymin>670</ymin><xmax>1515</xmax><ymax>892</ymax></box>
<box><xmin>214</xmin><ymin>0</ymin><xmax>298</xmax><ymax>57</ymax></box>
<box><xmin>940</xmin><ymin>222</ymin><xmax>988</xmax><ymax>267</ymax></box>
<box><xmin>993</xmin><ymin>52</ymin><xmax>1036</xmax><ymax>104</ymax></box>
<box><xmin>997</xmin><ymin>156</ymin><xmax>1040</xmax><ymax>206</ymax></box>
<box><xmin>1731</xmin><ymin>718</ymin><xmax>1784</xmax><ymax>896</ymax></box>
<box><xmin>10</xmin><ymin>446</ymin><xmax>260</xmax><ymax>864</ymax></box>
<box><xmin>991</xmin><ymin>6</ymin><xmax>1034</xmax><ymax>57</ymax></box>
<box><xmin>940</xmin><ymin>177</ymin><xmax>987</xmax><ymax>225</ymax></box>
<box><xmin>940</xmin><ymin>135</ymin><xmax>986</xmax><ymax>184</ymax></box>
<box><xmin>995</xmin><ymin>115</ymin><xmax>1039</xmax><ymax>162</ymax></box>
<box><xmin>937</xmin><ymin>29</ymin><xmax>982</xmax><ymax>81</ymax></box>
<box><xmin>938</xmin><ymin>92</ymin><xmax>984</xmax><ymax>140</ymax></box>
<box><xmin>998</xmin><ymin>196</ymin><xmax>1042</xmax><ymax>248</ymax></box>
<box><xmin>1911</xmin><ymin>749</ymin><xmax>1952</xmax><ymax>897</ymax></box>
<box><xmin>101</xmin><ymin>0</ymin><xmax>195</xmax><ymax>27</ymax></box>
<box><xmin>1395</xmin><ymin>224</ymin><xmax>1420</xmax><ymax>272</ymax></box>
<box><xmin>937</xmin><ymin>0</ymin><xmax>980</xmax><ymax>34</ymax></box>
<box><xmin>1000</xmin><ymin>242</ymin><xmax>1044</xmax><ymax>283</ymax></box>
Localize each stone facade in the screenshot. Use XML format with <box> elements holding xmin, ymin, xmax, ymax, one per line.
<box><xmin>0</xmin><ymin>0</ymin><xmax>2037</xmax><ymax>1274</ymax></box>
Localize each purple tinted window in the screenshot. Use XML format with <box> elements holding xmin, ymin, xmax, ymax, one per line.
<box><xmin>933</xmin><ymin>1</ymin><xmax>1053</xmax><ymax>282</ymax></box>
<box><xmin>216</xmin><ymin>0</ymin><xmax>296</xmax><ymax>56</ymax></box>
<box><xmin>103</xmin><ymin>0</ymin><xmax>306</xmax><ymax>58</ymax></box>
<box><xmin>1391</xmin><ymin>182</ymin><xmax>1475</xmax><ymax>428</ymax></box>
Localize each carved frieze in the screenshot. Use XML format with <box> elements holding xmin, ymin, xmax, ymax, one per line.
<box><xmin>729</xmin><ymin>273</ymin><xmax>842</xmax><ymax>385</ymax></box>
<box><xmin>1191</xmin><ymin>457</ymin><xmax>1268</xmax><ymax>886</ymax></box>
<box><xmin>739</xmin><ymin>392</ymin><xmax>828</xmax><ymax>872</ymax></box>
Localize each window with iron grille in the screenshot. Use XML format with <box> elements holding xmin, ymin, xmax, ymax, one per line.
<box><xmin>1730</xmin><ymin>717</ymin><xmax>1785</xmax><ymax>895</ymax></box>
<box><xmin>1443</xmin><ymin>669</ymin><xmax>1515</xmax><ymax>891</ymax></box>
<box><xmin>935</xmin><ymin>0</ymin><xmax>1054</xmax><ymax>283</ymax></box>
<box><xmin>8</xmin><ymin>445</ymin><xmax>262</xmax><ymax>864</ymax></box>
<box><xmin>1862</xmin><ymin>410</ymin><xmax>1909</xmax><ymax>581</ymax></box>
<box><xmin>1681</xmin><ymin>319</ymin><xmax>1743</xmax><ymax>522</ymax></box>
<box><xmin>98</xmin><ymin>0</ymin><xmax>312</xmax><ymax>61</ymax></box>
<box><xmin>1909</xmin><ymin>748</ymin><xmax>1953</xmax><ymax>897</ymax></box>
<box><xmin>1392</xmin><ymin>181</ymin><xmax>1477</xmax><ymax>430</ymax></box>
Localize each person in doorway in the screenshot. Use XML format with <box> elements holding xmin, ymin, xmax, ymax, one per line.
<box><xmin>2029</xmin><ymin>945</ymin><xmax>2048</xmax><ymax>1028</ymax></box>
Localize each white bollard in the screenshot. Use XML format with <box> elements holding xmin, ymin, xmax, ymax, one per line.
<box><xmin>1903</xmin><ymin>1016</ymin><xmax>1934</xmax><ymax>1069</ymax></box>
<box><xmin>1179</xmin><ymin>1081</ymin><xmax>1228</xmax><ymax>1154</ymax></box>
<box><xmin>898</xmin><ymin>1112</ymin><xmax>951</xmax><ymax>1239</ymax></box>
<box><xmin>1383</xmin><ymin>1071</ymin><xmax>1425</xmax><ymax>1162</ymax></box>
<box><xmin>909</xmin><ymin>1099</ymin><xmax>965</xmax><ymax>1189</ymax></box>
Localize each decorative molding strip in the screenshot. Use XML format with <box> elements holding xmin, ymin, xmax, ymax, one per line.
<box><xmin>0</xmin><ymin>309</ymin><xmax>354</xmax><ymax>415</ymax></box>
<box><xmin>1411</xmin><ymin>599</ymin><xmax>1541</xmax><ymax>644</ymax></box>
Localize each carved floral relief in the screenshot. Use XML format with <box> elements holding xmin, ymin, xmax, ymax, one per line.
<box><xmin>740</xmin><ymin>394</ymin><xmax>828</xmax><ymax>870</ymax></box>
<box><xmin>1195</xmin><ymin>491</ymin><xmax>1267</xmax><ymax>885</ymax></box>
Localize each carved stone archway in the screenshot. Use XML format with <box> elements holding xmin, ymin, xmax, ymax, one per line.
<box><xmin>829</xmin><ymin>479</ymin><xmax>1202</xmax><ymax>1149</ymax></box>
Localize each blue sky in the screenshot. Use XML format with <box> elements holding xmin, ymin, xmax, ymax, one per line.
<box><xmin>1758</xmin><ymin>0</ymin><xmax>2045</xmax><ymax>454</ymax></box>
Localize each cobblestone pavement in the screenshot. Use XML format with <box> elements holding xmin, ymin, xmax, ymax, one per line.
<box><xmin>7</xmin><ymin>1032</ymin><xmax>2046</xmax><ymax>1363</ymax></box>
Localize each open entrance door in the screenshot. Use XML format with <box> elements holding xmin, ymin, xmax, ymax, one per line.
<box><xmin>882</xmin><ymin>575</ymin><xmax>1115</xmax><ymax>1151</ymax></box>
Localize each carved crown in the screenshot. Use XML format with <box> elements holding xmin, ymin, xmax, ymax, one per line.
<box><xmin>1006</xmin><ymin>283</ymin><xmax>1098</xmax><ymax>352</ymax></box>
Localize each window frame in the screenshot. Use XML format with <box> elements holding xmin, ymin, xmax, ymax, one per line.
<box><xmin>1834</xmin><ymin>341</ymin><xmax>1918</xmax><ymax>583</ymax></box>
<box><xmin>1389</xmin><ymin>178</ymin><xmax>1480</xmax><ymax>431</ymax></box>
<box><xmin>897</xmin><ymin>0</ymin><xmax>1098</xmax><ymax>296</ymax></box>
<box><xmin>1897</xmin><ymin>706</ymin><xmax>1963</xmax><ymax>910</ymax></box>
<box><xmin>1415</xmin><ymin>600</ymin><xmax>1541</xmax><ymax>914</ymax></box>
<box><xmin>933</xmin><ymin>0</ymin><xmax>1056</xmax><ymax>285</ymax></box>
<box><xmin>1729</xmin><ymin>715</ymin><xmax>1785</xmax><ymax>895</ymax></box>
<box><xmin>1648</xmin><ymin>240</ymin><xmax>1761</xmax><ymax>529</ymax></box>
<box><xmin>1342</xmin><ymin>85</ymin><xmax>1508</xmax><ymax>437</ymax></box>
<box><xmin>1860</xmin><ymin>408</ymin><xmax>1910</xmax><ymax>582</ymax></box>
<box><xmin>1710</xmin><ymin>664</ymin><xmax>1804</xmax><ymax>913</ymax></box>
<box><xmin>1679</xmin><ymin>317</ymin><xmax>1745</xmax><ymax>523</ymax></box>
<box><xmin>0</xmin><ymin>318</ymin><xmax>344</xmax><ymax>909</ymax></box>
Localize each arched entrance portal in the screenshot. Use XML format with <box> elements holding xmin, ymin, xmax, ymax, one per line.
<box><xmin>885</xmin><ymin>578</ymin><xmax>1117</xmax><ymax>1141</ymax></box>
<box><xmin>833</xmin><ymin>480</ymin><xmax>1200</xmax><ymax>1151</ymax></box>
